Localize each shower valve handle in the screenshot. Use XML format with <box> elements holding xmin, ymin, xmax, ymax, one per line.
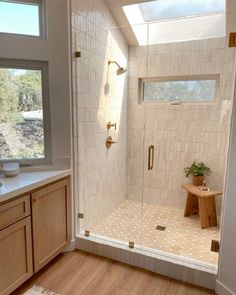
<box><xmin>107</xmin><ymin>121</ymin><xmax>117</xmax><ymax>130</ymax></box>
<box><xmin>106</xmin><ymin>136</ymin><xmax>117</xmax><ymax>148</ymax></box>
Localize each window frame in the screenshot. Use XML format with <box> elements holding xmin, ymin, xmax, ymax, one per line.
<box><xmin>0</xmin><ymin>0</ymin><xmax>47</xmax><ymax>39</ymax></box>
<box><xmin>0</xmin><ymin>59</ymin><xmax>52</xmax><ymax>166</ymax></box>
<box><xmin>139</xmin><ymin>75</ymin><xmax>220</xmax><ymax>105</ymax></box>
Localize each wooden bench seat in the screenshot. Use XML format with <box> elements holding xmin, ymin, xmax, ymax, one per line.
<box><xmin>182</xmin><ymin>183</ymin><xmax>222</xmax><ymax>229</ymax></box>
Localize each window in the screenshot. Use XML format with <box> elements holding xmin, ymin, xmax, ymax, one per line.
<box><xmin>138</xmin><ymin>0</ymin><xmax>225</xmax><ymax>22</ymax></box>
<box><xmin>0</xmin><ymin>61</ymin><xmax>51</xmax><ymax>163</ymax></box>
<box><xmin>141</xmin><ymin>77</ymin><xmax>218</xmax><ymax>103</ymax></box>
<box><xmin>0</xmin><ymin>0</ymin><xmax>42</xmax><ymax>37</ymax></box>
<box><xmin>122</xmin><ymin>0</ymin><xmax>225</xmax><ymax>45</ymax></box>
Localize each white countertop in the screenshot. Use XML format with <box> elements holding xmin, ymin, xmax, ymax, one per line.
<box><xmin>0</xmin><ymin>170</ymin><xmax>72</xmax><ymax>204</ymax></box>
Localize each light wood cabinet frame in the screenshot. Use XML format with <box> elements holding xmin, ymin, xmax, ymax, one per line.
<box><xmin>0</xmin><ymin>217</ymin><xmax>33</xmax><ymax>295</ymax></box>
<box><xmin>0</xmin><ymin>176</ymin><xmax>71</xmax><ymax>294</ymax></box>
<box><xmin>0</xmin><ymin>195</ymin><xmax>30</xmax><ymax>231</ymax></box>
<box><xmin>31</xmin><ymin>177</ymin><xmax>71</xmax><ymax>272</ymax></box>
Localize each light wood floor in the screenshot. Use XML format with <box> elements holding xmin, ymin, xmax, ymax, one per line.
<box><xmin>12</xmin><ymin>250</ymin><xmax>216</xmax><ymax>295</ymax></box>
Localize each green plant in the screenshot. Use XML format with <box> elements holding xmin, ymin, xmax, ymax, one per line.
<box><xmin>184</xmin><ymin>161</ymin><xmax>212</xmax><ymax>178</ymax></box>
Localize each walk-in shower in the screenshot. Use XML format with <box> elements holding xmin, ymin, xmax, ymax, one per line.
<box><xmin>72</xmin><ymin>0</ymin><xmax>234</xmax><ymax>282</ymax></box>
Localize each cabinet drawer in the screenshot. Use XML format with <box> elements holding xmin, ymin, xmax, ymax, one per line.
<box><xmin>0</xmin><ymin>195</ymin><xmax>31</xmax><ymax>231</ymax></box>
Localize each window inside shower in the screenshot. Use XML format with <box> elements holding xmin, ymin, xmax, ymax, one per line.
<box><xmin>73</xmin><ymin>0</ymin><xmax>231</xmax><ymax>272</ymax></box>
<box><xmin>141</xmin><ymin>76</ymin><xmax>219</xmax><ymax>103</ymax></box>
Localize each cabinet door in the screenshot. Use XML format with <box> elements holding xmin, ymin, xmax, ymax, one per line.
<box><xmin>0</xmin><ymin>217</ymin><xmax>33</xmax><ymax>295</ymax></box>
<box><xmin>32</xmin><ymin>178</ymin><xmax>71</xmax><ymax>272</ymax></box>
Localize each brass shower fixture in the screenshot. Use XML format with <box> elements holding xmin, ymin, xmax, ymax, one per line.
<box><xmin>108</xmin><ymin>60</ymin><xmax>127</xmax><ymax>75</ymax></box>
<box><xmin>107</xmin><ymin>121</ymin><xmax>117</xmax><ymax>131</ymax></box>
<box><xmin>106</xmin><ymin>136</ymin><xmax>117</xmax><ymax>148</ymax></box>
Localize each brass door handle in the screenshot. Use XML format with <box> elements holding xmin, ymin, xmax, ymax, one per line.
<box><xmin>106</xmin><ymin>136</ymin><xmax>117</xmax><ymax>148</ymax></box>
<box><xmin>148</xmin><ymin>145</ymin><xmax>154</xmax><ymax>170</ymax></box>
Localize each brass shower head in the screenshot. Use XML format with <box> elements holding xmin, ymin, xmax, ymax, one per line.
<box><xmin>108</xmin><ymin>60</ymin><xmax>127</xmax><ymax>75</ymax></box>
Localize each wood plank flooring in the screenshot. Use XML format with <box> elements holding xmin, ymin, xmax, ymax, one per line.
<box><xmin>11</xmin><ymin>250</ymin><xmax>216</xmax><ymax>295</ymax></box>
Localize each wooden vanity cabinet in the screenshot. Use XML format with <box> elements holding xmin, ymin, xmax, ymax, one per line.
<box><xmin>0</xmin><ymin>195</ymin><xmax>31</xmax><ymax>231</ymax></box>
<box><xmin>0</xmin><ymin>212</ymin><xmax>33</xmax><ymax>295</ymax></box>
<box><xmin>32</xmin><ymin>178</ymin><xmax>71</xmax><ymax>272</ymax></box>
<box><xmin>0</xmin><ymin>176</ymin><xmax>71</xmax><ymax>295</ymax></box>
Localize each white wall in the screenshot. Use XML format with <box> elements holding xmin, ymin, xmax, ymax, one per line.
<box><xmin>216</xmin><ymin>86</ymin><xmax>236</xmax><ymax>295</ymax></box>
<box><xmin>0</xmin><ymin>0</ymin><xmax>72</xmax><ymax>170</ymax></box>
<box><xmin>216</xmin><ymin>1</ymin><xmax>236</xmax><ymax>294</ymax></box>
<box><xmin>71</xmin><ymin>0</ymin><xmax>128</xmax><ymax>231</ymax></box>
<box><xmin>226</xmin><ymin>0</ymin><xmax>236</xmax><ymax>38</ymax></box>
<box><xmin>217</xmin><ymin>132</ymin><xmax>236</xmax><ymax>295</ymax></box>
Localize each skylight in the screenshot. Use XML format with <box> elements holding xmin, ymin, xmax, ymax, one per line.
<box><xmin>139</xmin><ymin>0</ymin><xmax>225</xmax><ymax>22</ymax></box>
<box><xmin>122</xmin><ymin>0</ymin><xmax>226</xmax><ymax>45</ymax></box>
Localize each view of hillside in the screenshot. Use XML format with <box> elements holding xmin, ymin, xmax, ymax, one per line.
<box><xmin>0</xmin><ymin>68</ymin><xmax>44</xmax><ymax>160</ymax></box>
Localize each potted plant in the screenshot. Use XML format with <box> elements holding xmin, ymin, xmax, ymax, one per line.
<box><xmin>184</xmin><ymin>161</ymin><xmax>212</xmax><ymax>186</ymax></box>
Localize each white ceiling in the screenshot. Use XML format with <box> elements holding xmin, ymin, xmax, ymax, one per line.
<box><xmin>105</xmin><ymin>0</ymin><xmax>150</xmax><ymax>46</ymax></box>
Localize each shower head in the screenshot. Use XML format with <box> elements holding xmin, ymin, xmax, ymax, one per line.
<box><xmin>116</xmin><ymin>67</ymin><xmax>126</xmax><ymax>75</ymax></box>
<box><xmin>108</xmin><ymin>60</ymin><xmax>127</xmax><ymax>75</ymax></box>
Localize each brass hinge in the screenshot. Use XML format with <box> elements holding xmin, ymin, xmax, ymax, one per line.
<box><xmin>211</xmin><ymin>240</ymin><xmax>220</xmax><ymax>253</ymax></box>
<box><xmin>78</xmin><ymin>213</ymin><xmax>84</xmax><ymax>219</ymax></box>
<box><xmin>229</xmin><ymin>32</ymin><xmax>236</xmax><ymax>47</ymax></box>
<box><xmin>75</xmin><ymin>51</ymin><xmax>81</xmax><ymax>58</ymax></box>
<box><xmin>85</xmin><ymin>230</ymin><xmax>90</xmax><ymax>237</ymax></box>
<box><xmin>129</xmin><ymin>241</ymin><xmax>134</xmax><ymax>248</ymax></box>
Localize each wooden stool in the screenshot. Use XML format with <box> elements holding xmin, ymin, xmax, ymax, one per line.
<box><xmin>182</xmin><ymin>183</ymin><xmax>222</xmax><ymax>229</ymax></box>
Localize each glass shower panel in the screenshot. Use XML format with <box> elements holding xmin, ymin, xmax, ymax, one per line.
<box><xmin>76</xmin><ymin>23</ymin><xmax>148</xmax><ymax>248</ymax></box>
<box><xmin>125</xmin><ymin>23</ymin><xmax>149</xmax><ymax>248</ymax></box>
<box><xmin>140</xmin><ymin>22</ymin><xmax>231</xmax><ymax>267</ymax></box>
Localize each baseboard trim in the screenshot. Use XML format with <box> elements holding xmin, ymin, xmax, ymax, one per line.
<box><xmin>216</xmin><ymin>280</ymin><xmax>235</xmax><ymax>295</ymax></box>
<box><xmin>63</xmin><ymin>239</ymin><xmax>75</xmax><ymax>252</ymax></box>
<box><xmin>75</xmin><ymin>235</ymin><xmax>216</xmax><ymax>290</ymax></box>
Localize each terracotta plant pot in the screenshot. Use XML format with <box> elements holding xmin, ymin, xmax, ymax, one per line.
<box><xmin>192</xmin><ymin>175</ymin><xmax>204</xmax><ymax>186</ymax></box>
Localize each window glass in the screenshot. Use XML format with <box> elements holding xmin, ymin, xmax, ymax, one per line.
<box><xmin>143</xmin><ymin>79</ymin><xmax>217</xmax><ymax>102</ymax></box>
<box><xmin>0</xmin><ymin>67</ymin><xmax>45</xmax><ymax>160</ymax></box>
<box><xmin>0</xmin><ymin>1</ymin><xmax>40</xmax><ymax>36</ymax></box>
<box><xmin>139</xmin><ymin>0</ymin><xmax>225</xmax><ymax>22</ymax></box>
<box><xmin>122</xmin><ymin>1</ymin><xmax>225</xmax><ymax>46</ymax></box>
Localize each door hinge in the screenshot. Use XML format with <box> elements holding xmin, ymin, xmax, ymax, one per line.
<box><xmin>75</xmin><ymin>51</ymin><xmax>81</xmax><ymax>58</ymax></box>
<box><xmin>211</xmin><ymin>240</ymin><xmax>220</xmax><ymax>253</ymax></box>
<box><xmin>229</xmin><ymin>32</ymin><xmax>236</xmax><ymax>47</ymax></box>
<box><xmin>129</xmin><ymin>241</ymin><xmax>134</xmax><ymax>248</ymax></box>
<box><xmin>78</xmin><ymin>213</ymin><xmax>84</xmax><ymax>219</ymax></box>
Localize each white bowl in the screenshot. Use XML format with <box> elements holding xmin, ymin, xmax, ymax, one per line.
<box><xmin>2</xmin><ymin>162</ymin><xmax>20</xmax><ymax>177</ymax></box>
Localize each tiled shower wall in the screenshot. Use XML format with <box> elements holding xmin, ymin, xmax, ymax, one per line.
<box><xmin>71</xmin><ymin>0</ymin><xmax>128</xmax><ymax>230</ymax></box>
<box><xmin>127</xmin><ymin>38</ymin><xmax>236</xmax><ymax>216</ymax></box>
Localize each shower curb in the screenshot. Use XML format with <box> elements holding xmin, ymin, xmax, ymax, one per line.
<box><xmin>75</xmin><ymin>235</ymin><xmax>216</xmax><ymax>290</ymax></box>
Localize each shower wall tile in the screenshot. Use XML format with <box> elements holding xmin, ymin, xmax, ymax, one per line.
<box><xmin>127</xmin><ymin>37</ymin><xmax>236</xmax><ymax>217</ymax></box>
<box><xmin>71</xmin><ymin>0</ymin><xmax>128</xmax><ymax>230</ymax></box>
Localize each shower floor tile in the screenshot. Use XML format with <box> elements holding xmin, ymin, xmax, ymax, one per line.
<box><xmin>91</xmin><ymin>199</ymin><xmax>220</xmax><ymax>266</ymax></box>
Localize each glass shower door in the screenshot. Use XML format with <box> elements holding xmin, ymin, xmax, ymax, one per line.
<box><xmin>140</xmin><ymin>21</ymin><xmax>196</xmax><ymax>257</ymax></box>
<box><xmin>75</xmin><ymin>22</ymin><xmax>146</xmax><ymax>249</ymax></box>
